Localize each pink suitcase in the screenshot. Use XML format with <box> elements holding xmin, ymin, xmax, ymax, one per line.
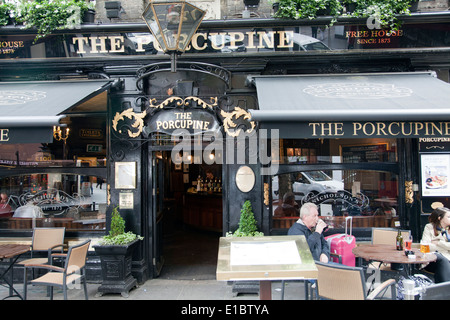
<box><xmin>325</xmin><ymin>216</ymin><xmax>356</xmax><ymax>266</ymax></box>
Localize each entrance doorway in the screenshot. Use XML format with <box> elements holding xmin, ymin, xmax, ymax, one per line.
<box><xmin>150</xmin><ymin>150</ymin><xmax>223</xmax><ymax>280</ymax></box>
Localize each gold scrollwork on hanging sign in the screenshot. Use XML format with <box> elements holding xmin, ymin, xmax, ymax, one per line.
<box><xmin>149</xmin><ymin>96</ymin><xmax>218</xmax><ymax>109</ymax></box>
<box><xmin>220</xmin><ymin>107</ymin><xmax>256</xmax><ymax>137</ymax></box>
<box><xmin>405</xmin><ymin>180</ymin><xmax>414</xmax><ymax>204</ymax></box>
<box><xmin>112</xmin><ymin>108</ymin><xmax>147</xmax><ymax>138</ymax></box>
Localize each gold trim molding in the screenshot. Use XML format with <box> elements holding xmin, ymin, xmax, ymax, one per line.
<box><xmin>221</xmin><ymin>107</ymin><xmax>256</xmax><ymax>137</ymax></box>
<box><xmin>112</xmin><ymin>99</ymin><xmax>256</xmax><ymax>139</ymax></box>
<box><xmin>149</xmin><ymin>96</ymin><xmax>218</xmax><ymax>109</ymax></box>
<box><xmin>112</xmin><ymin>108</ymin><xmax>147</xmax><ymax>138</ymax></box>
<box><xmin>405</xmin><ymin>180</ymin><xmax>414</xmax><ymax>204</ymax></box>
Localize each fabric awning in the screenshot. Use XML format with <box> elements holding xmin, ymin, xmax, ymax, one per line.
<box><xmin>0</xmin><ymin>79</ymin><xmax>112</xmax><ymax>143</ymax></box>
<box><xmin>248</xmin><ymin>72</ymin><xmax>450</xmax><ymax>139</ymax></box>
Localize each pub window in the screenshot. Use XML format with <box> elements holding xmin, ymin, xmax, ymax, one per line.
<box><xmin>272</xmin><ymin>138</ymin><xmax>399</xmax><ymax>234</ymax></box>
<box><xmin>0</xmin><ymin>173</ymin><xmax>106</xmax><ymax>231</ymax></box>
<box><xmin>0</xmin><ymin>116</ymin><xmax>107</xmax><ymax>232</ymax></box>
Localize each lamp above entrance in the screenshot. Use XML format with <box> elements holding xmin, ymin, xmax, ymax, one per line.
<box><xmin>142</xmin><ymin>0</ymin><xmax>206</xmax><ymax>72</ymax></box>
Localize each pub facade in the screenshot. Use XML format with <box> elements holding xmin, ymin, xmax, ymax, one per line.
<box><xmin>1</xmin><ymin>2</ymin><xmax>450</xmax><ymax>282</ymax></box>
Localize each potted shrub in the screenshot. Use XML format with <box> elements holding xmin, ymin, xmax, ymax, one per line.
<box><xmin>227</xmin><ymin>200</ymin><xmax>263</xmax><ymax>237</ymax></box>
<box><xmin>226</xmin><ymin>200</ymin><xmax>263</xmax><ymax>295</ymax></box>
<box><xmin>94</xmin><ymin>206</ymin><xmax>143</xmax><ymax>298</ymax></box>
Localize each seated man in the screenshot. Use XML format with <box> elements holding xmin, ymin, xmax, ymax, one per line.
<box><xmin>288</xmin><ymin>202</ymin><xmax>329</xmax><ymax>263</ymax></box>
<box><xmin>274</xmin><ymin>192</ymin><xmax>299</xmax><ymax>217</ymax></box>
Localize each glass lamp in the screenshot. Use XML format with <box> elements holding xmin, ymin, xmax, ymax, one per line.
<box><xmin>142</xmin><ymin>0</ymin><xmax>206</xmax><ymax>72</ymax></box>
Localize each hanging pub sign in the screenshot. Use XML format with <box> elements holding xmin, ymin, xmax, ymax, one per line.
<box><xmin>144</xmin><ymin>108</ymin><xmax>220</xmax><ymax>136</ymax></box>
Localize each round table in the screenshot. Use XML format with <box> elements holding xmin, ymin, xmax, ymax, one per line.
<box><xmin>353</xmin><ymin>244</ymin><xmax>437</xmax><ymax>278</ymax></box>
<box><xmin>353</xmin><ymin>244</ymin><xmax>436</xmax><ymax>265</ymax></box>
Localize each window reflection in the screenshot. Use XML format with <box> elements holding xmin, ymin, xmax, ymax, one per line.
<box><xmin>0</xmin><ymin>173</ymin><xmax>106</xmax><ymax>231</ymax></box>
<box><xmin>272</xmin><ymin>170</ymin><xmax>399</xmax><ymax>230</ymax></box>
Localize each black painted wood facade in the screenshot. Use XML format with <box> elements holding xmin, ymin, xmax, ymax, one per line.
<box><xmin>1</xmin><ymin>14</ymin><xmax>450</xmax><ymax>281</ymax></box>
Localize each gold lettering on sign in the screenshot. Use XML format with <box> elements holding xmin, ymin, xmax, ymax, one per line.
<box><xmin>72</xmin><ymin>31</ymin><xmax>295</xmax><ymax>54</ymax></box>
<box><xmin>308</xmin><ymin>122</ymin><xmax>450</xmax><ymax>138</ymax></box>
<box><xmin>0</xmin><ymin>40</ymin><xmax>24</xmax><ymax>55</ymax></box>
<box><xmin>309</xmin><ymin>122</ymin><xmax>344</xmax><ymax>137</ymax></box>
<box><xmin>0</xmin><ymin>129</ymin><xmax>9</xmax><ymax>142</ymax></box>
<box><xmin>155</xmin><ymin>112</ymin><xmax>211</xmax><ymax>131</ymax></box>
<box><xmin>73</xmin><ymin>36</ymin><xmax>125</xmax><ymax>54</ymax></box>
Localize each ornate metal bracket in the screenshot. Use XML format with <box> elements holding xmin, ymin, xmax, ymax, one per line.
<box><xmin>136</xmin><ymin>61</ymin><xmax>232</xmax><ymax>91</ymax></box>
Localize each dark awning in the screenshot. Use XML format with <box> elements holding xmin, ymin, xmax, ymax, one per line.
<box><xmin>0</xmin><ymin>79</ymin><xmax>112</xmax><ymax>143</ymax></box>
<box><xmin>248</xmin><ymin>72</ymin><xmax>450</xmax><ymax>139</ymax></box>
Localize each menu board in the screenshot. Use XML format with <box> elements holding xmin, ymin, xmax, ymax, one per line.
<box><xmin>230</xmin><ymin>241</ymin><xmax>302</xmax><ymax>266</ymax></box>
<box><xmin>421</xmin><ymin>154</ymin><xmax>450</xmax><ymax>197</ymax></box>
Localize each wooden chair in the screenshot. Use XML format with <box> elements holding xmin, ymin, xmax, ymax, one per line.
<box><xmin>370</xmin><ymin>227</ymin><xmax>411</xmax><ymax>271</ymax></box>
<box><xmin>23</xmin><ymin>240</ymin><xmax>91</xmax><ymax>300</ymax></box>
<box><xmin>316</xmin><ymin>261</ymin><xmax>396</xmax><ymax>300</ymax></box>
<box><xmin>372</xmin><ymin>228</ymin><xmax>410</xmax><ymax>246</ymax></box>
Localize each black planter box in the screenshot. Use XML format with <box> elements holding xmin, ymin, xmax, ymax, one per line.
<box><xmin>244</xmin><ymin>0</ymin><xmax>260</xmax><ymax>7</ymax></box>
<box><xmin>94</xmin><ymin>239</ymin><xmax>139</xmax><ymax>298</ymax></box>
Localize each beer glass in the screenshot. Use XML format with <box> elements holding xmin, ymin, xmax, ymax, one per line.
<box><xmin>405</xmin><ymin>239</ymin><xmax>412</xmax><ymax>250</ymax></box>
<box><xmin>420</xmin><ymin>241</ymin><xmax>430</xmax><ymax>253</ymax></box>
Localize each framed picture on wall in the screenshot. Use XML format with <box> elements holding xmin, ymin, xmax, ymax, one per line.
<box><xmin>421</xmin><ymin>154</ymin><xmax>450</xmax><ymax>197</ymax></box>
<box><xmin>115</xmin><ymin>162</ymin><xmax>136</xmax><ymax>189</ymax></box>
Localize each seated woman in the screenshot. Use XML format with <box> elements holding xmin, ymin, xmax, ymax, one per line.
<box><xmin>421</xmin><ymin>206</ymin><xmax>450</xmax><ymax>283</ymax></box>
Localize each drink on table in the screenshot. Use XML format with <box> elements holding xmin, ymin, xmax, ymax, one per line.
<box><xmin>396</xmin><ymin>228</ymin><xmax>403</xmax><ymax>251</ymax></box>
<box><xmin>420</xmin><ymin>242</ymin><xmax>430</xmax><ymax>253</ymax></box>
<box><xmin>404</xmin><ymin>235</ymin><xmax>412</xmax><ymax>251</ymax></box>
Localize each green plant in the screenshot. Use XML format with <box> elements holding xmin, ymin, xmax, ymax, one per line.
<box><xmin>273</xmin><ymin>0</ymin><xmax>417</xmax><ymax>32</ymax></box>
<box><xmin>226</xmin><ymin>200</ymin><xmax>264</xmax><ymax>237</ymax></box>
<box><xmin>274</xmin><ymin>0</ymin><xmax>343</xmax><ymax>24</ymax></box>
<box><xmin>99</xmin><ymin>206</ymin><xmax>143</xmax><ymax>245</ymax></box>
<box><xmin>10</xmin><ymin>0</ymin><xmax>96</xmax><ymax>42</ymax></box>
<box><xmin>344</xmin><ymin>0</ymin><xmax>415</xmax><ymax>32</ymax></box>
<box><xmin>0</xmin><ymin>2</ymin><xmax>14</xmax><ymax>26</ymax></box>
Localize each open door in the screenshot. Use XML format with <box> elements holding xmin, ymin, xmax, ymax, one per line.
<box><xmin>151</xmin><ymin>151</ymin><xmax>165</xmax><ymax>276</ymax></box>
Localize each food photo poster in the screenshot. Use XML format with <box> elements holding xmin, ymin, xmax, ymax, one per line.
<box><xmin>421</xmin><ymin>154</ymin><xmax>450</xmax><ymax>197</ymax></box>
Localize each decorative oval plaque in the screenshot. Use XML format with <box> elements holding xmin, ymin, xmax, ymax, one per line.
<box><xmin>235</xmin><ymin>165</ymin><xmax>255</xmax><ymax>193</ymax></box>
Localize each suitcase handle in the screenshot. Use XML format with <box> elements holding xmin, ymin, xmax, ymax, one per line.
<box><xmin>345</xmin><ymin>216</ymin><xmax>352</xmax><ymax>236</ymax></box>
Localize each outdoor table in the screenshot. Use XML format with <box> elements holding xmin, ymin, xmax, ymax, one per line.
<box><xmin>0</xmin><ymin>244</ymin><xmax>30</xmax><ymax>300</ymax></box>
<box><xmin>353</xmin><ymin>244</ymin><xmax>436</xmax><ymax>273</ymax></box>
<box><xmin>216</xmin><ymin>235</ymin><xmax>317</xmax><ymax>300</ymax></box>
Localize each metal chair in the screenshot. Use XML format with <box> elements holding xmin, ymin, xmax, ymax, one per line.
<box><xmin>316</xmin><ymin>261</ymin><xmax>397</xmax><ymax>300</ymax></box>
<box><xmin>23</xmin><ymin>240</ymin><xmax>91</xmax><ymax>300</ymax></box>
<box><xmin>18</xmin><ymin>228</ymin><xmax>66</xmax><ymax>292</ymax></box>
<box><xmin>421</xmin><ymin>281</ymin><xmax>450</xmax><ymax>300</ymax></box>
<box><xmin>19</xmin><ymin>227</ymin><xmax>66</xmax><ymax>265</ymax></box>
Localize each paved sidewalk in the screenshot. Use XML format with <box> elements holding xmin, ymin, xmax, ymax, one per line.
<box><xmin>3</xmin><ymin>279</ymin><xmax>308</xmax><ymax>300</ymax></box>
